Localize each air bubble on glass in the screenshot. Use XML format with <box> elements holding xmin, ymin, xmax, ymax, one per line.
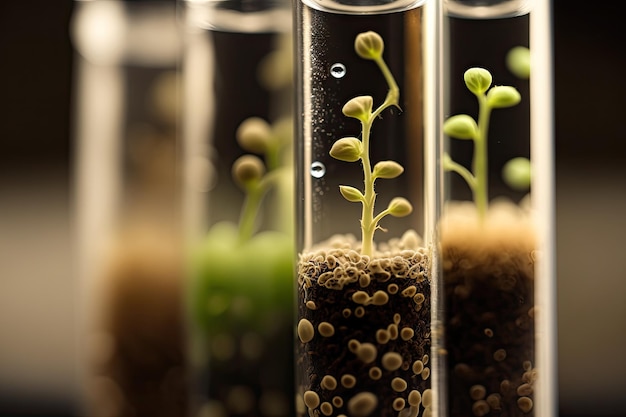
<box><xmin>330</xmin><ymin>63</ymin><xmax>346</xmax><ymax>79</ymax></box>
<box><xmin>310</xmin><ymin>161</ymin><xmax>326</xmax><ymax>178</ymax></box>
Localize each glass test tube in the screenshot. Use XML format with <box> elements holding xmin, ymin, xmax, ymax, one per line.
<box><xmin>71</xmin><ymin>1</ymin><xmax>185</xmax><ymax>416</ymax></box>
<box><xmin>439</xmin><ymin>0</ymin><xmax>556</xmax><ymax>416</ymax></box>
<box><xmin>294</xmin><ymin>0</ymin><xmax>441</xmax><ymax>416</ymax></box>
<box><xmin>181</xmin><ymin>0</ymin><xmax>295</xmax><ymax>416</ymax></box>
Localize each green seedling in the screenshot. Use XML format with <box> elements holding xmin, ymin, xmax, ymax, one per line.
<box><xmin>329</xmin><ymin>31</ymin><xmax>412</xmax><ymax>257</ymax></box>
<box><xmin>443</xmin><ymin>67</ymin><xmax>521</xmax><ymax>221</ymax></box>
<box><xmin>232</xmin><ymin>116</ymin><xmax>292</xmax><ymax>244</ymax></box>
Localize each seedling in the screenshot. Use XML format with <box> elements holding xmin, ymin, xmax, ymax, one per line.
<box><xmin>443</xmin><ymin>67</ymin><xmax>521</xmax><ymax>221</ymax></box>
<box><xmin>329</xmin><ymin>31</ymin><xmax>412</xmax><ymax>257</ymax></box>
<box><xmin>232</xmin><ymin>115</ymin><xmax>292</xmax><ymax>244</ymax></box>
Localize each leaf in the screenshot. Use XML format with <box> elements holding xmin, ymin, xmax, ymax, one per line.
<box><xmin>342</xmin><ymin>96</ymin><xmax>373</xmax><ymax>122</ymax></box>
<box><xmin>443</xmin><ymin>115</ymin><xmax>478</xmax><ymax>140</ymax></box>
<box><xmin>354</xmin><ymin>31</ymin><xmax>384</xmax><ymax>61</ymax></box>
<box><xmin>330</xmin><ymin>137</ymin><xmax>363</xmax><ymax>162</ymax></box>
<box><xmin>487</xmin><ymin>86</ymin><xmax>521</xmax><ymax>108</ymax></box>
<box><xmin>464</xmin><ymin>67</ymin><xmax>492</xmax><ymax>96</ymax></box>
<box><xmin>502</xmin><ymin>157</ymin><xmax>531</xmax><ymax>191</ymax></box>
<box><xmin>339</xmin><ymin>185</ymin><xmax>364</xmax><ymax>202</ymax></box>
<box><xmin>373</xmin><ymin>160</ymin><xmax>404</xmax><ymax>179</ymax></box>
<box><xmin>387</xmin><ymin>197</ymin><xmax>412</xmax><ymax>217</ymax></box>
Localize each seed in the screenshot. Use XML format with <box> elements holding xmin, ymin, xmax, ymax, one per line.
<box><xmin>413</xmin><ymin>293</ymin><xmax>425</xmax><ymax>304</ymax></box>
<box><xmin>421</xmin><ymin>367</ymin><xmax>430</xmax><ymax>380</ymax></box>
<box><xmin>422</xmin><ymin>389</ymin><xmax>432</xmax><ymax>407</ymax></box>
<box><xmin>297</xmin><ymin>319</ymin><xmax>314</xmax><ymax>343</ymax></box>
<box><xmin>472</xmin><ymin>400</ymin><xmax>490</xmax><ymax>417</ymax></box>
<box><xmin>391</xmin><ymin>377</ymin><xmax>407</xmax><ymax>392</ymax></box>
<box><xmin>400</xmin><ymin>327</ymin><xmax>414</xmax><ymax>341</ymax></box>
<box><xmin>357</xmin><ymin>343</ymin><xmax>378</xmax><ymax>363</ymax></box>
<box><xmin>412</xmin><ymin>360</ymin><xmax>424</xmax><ymax>374</ymax></box>
<box><xmin>372</xmin><ymin>290</ymin><xmax>389</xmax><ymax>305</ymax></box>
<box><xmin>407</xmin><ymin>390</ymin><xmax>422</xmax><ymax>407</ymax></box>
<box><xmin>393</xmin><ymin>313</ymin><xmax>401</xmax><ymax>324</ymax></box>
<box><xmin>348</xmin><ymin>339</ymin><xmax>360</xmax><ymax>353</ymax></box>
<box><xmin>523</xmin><ymin>360</ymin><xmax>532</xmax><ymax>371</ymax></box>
<box><xmin>352</xmin><ymin>291</ymin><xmax>370</xmax><ymax>305</ymax></box>
<box><xmin>517</xmin><ymin>383</ymin><xmax>533</xmax><ymax>396</ymax></box>
<box><xmin>343</xmin><ymin>308</ymin><xmax>352</xmax><ymax>318</ymax></box>
<box><xmin>359</xmin><ymin>274</ymin><xmax>371</xmax><ymax>287</ymax></box>
<box><xmin>422</xmin><ymin>354</ymin><xmax>429</xmax><ymax>365</ymax></box>
<box><xmin>392</xmin><ymin>398</ymin><xmax>405</xmax><ymax>411</ymax></box>
<box><xmin>332</xmin><ymin>396</ymin><xmax>343</xmax><ymax>407</ymax></box>
<box><xmin>303</xmin><ymin>391</ymin><xmax>320</xmax><ymax>409</ymax></box>
<box><xmin>484</xmin><ymin>328</ymin><xmax>493</xmax><ymax>337</ymax></box>
<box><xmin>382</xmin><ymin>352</ymin><xmax>403</xmax><ymax>371</ymax></box>
<box><xmin>318</xmin><ymin>322</ymin><xmax>335</xmax><ymax>337</ymax></box>
<box><xmin>387</xmin><ymin>283</ymin><xmax>399</xmax><ymax>294</ymax></box>
<box><xmin>388</xmin><ymin>324</ymin><xmax>398</xmax><ymax>340</ymax></box>
<box><xmin>401</xmin><ymin>286</ymin><xmax>417</xmax><ymax>297</ymax></box>
<box><xmin>376</xmin><ymin>329</ymin><xmax>390</xmax><ymax>344</ymax></box>
<box><xmin>341</xmin><ymin>374</ymin><xmax>356</xmax><ymax>388</ymax></box>
<box><xmin>320</xmin><ymin>402</ymin><xmax>333</xmax><ymax>416</ymax></box>
<box><xmin>306</xmin><ymin>301</ymin><xmax>317</xmax><ymax>310</ymax></box>
<box><xmin>469</xmin><ymin>385</ymin><xmax>486</xmax><ymax>400</ymax></box>
<box><xmin>500</xmin><ymin>379</ymin><xmax>511</xmax><ymax>394</ymax></box>
<box><xmin>368</xmin><ymin>367</ymin><xmax>382</xmax><ymax>380</ymax></box>
<box><xmin>347</xmin><ymin>392</ymin><xmax>377</xmax><ymax>417</ymax></box>
<box><xmin>321</xmin><ymin>375</ymin><xmax>337</xmax><ymax>390</ymax></box>
<box><xmin>486</xmin><ymin>393</ymin><xmax>501</xmax><ymax>410</ymax></box>
<box><xmin>355</xmin><ymin>306</ymin><xmax>365</xmax><ymax>317</ymax></box>
<box><xmin>493</xmin><ymin>349</ymin><xmax>506</xmax><ymax>362</ymax></box>
<box><xmin>517</xmin><ymin>397</ymin><xmax>533</xmax><ymax>413</ymax></box>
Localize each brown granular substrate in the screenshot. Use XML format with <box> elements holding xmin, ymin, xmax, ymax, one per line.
<box><xmin>442</xmin><ymin>202</ymin><xmax>537</xmax><ymax>417</ymax></box>
<box><xmin>296</xmin><ymin>235</ymin><xmax>432</xmax><ymax>417</ymax></box>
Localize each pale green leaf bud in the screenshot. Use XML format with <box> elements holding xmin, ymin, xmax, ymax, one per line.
<box><xmin>330</xmin><ymin>137</ymin><xmax>363</xmax><ymax>162</ymax></box>
<box><xmin>443</xmin><ymin>114</ymin><xmax>478</xmax><ymax>140</ymax></box>
<box><xmin>506</xmin><ymin>46</ymin><xmax>531</xmax><ymax>79</ymax></box>
<box><xmin>232</xmin><ymin>154</ymin><xmax>265</xmax><ymax>187</ymax></box>
<box><xmin>387</xmin><ymin>197</ymin><xmax>413</xmax><ymax>218</ymax></box>
<box><xmin>339</xmin><ymin>185</ymin><xmax>364</xmax><ymax>202</ymax></box>
<box><xmin>487</xmin><ymin>86</ymin><xmax>521</xmax><ymax>108</ymax></box>
<box><xmin>342</xmin><ymin>96</ymin><xmax>373</xmax><ymax>122</ymax></box>
<box><xmin>373</xmin><ymin>160</ymin><xmax>404</xmax><ymax>179</ymax></box>
<box><xmin>464</xmin><ymin>67</ymin><xmax>492</xmax><ymax>96</ymax></box>
<box><xmin>236</xmin><ymin>117</ymin><xmax>272</xmax><ymax>154</ymax></box>
<box><xmin>354</xmin><ymin>31</ymin><xmax>384</xmax><ymax>61</ymax></box>
<box><xmin>502</xmin><ymin>157</ymin><xmax>531</xmax><ymax>191</ymax></box>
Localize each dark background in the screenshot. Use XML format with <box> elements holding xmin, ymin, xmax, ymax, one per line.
<box><xmin>1</xmin><ymin>1</ymin><xmax>625</xmax><ymax>416</ymax></box>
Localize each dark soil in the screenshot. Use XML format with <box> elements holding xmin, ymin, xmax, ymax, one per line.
<box><xmin>296</xmin><ymin>246</ymin><xmax>432</xmax><ymax>417</ymax></box>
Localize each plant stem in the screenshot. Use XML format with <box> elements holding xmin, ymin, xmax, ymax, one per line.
<box><xmin>237</xmin><ymin>171</ymin><xmax>282</xmax><ymax>245</ymax></box>
<box><xmin>360</xmin><ymin>119</ymin><xmax>375</xmax><ymax>257</ymax></box>
<box><xmin>473</xmin><ymin>94</ymin><xmax>491</xmax><ymax>222</ymax></box>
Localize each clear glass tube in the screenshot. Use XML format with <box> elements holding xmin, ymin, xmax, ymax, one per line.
<box><xmin>181</xmin><ymin>1</ymin><xmax>294</xmax><ymax>416</ymax></box>
<box><xmin>439</xmin><ymin>0</ymin><xmax>556</xmax><ymax>416</ymax></box>
<box><xmin>294</xmin><ymin>1</ymin><xmax>441</xmax><ymax>416</ymax></box>
<box><xmin>71</xmin><ymin>1</ymin><xmax>185</xmax><ymax>416</ymax></box>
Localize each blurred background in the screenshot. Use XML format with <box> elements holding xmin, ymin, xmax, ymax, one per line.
<box><xmin>0</xmin><ymin>1</ymin><xmax>624</xmax><ymax>416</ymax></box>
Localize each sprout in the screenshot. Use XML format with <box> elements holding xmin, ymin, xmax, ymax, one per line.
<box><xmin>354</xmin><ymin>31</ymin><xmax>384</xmax><ymax>61</ymax></box>
<box><xmin>443</xmin><ymin>67</ymin><xmax>522</xmax><ymax>221</ymax></box>
<box><xmin>232</xmin><ymin>155</ymin><xmax>265</xmax><ymax>187</ymax></box>
<box><xmin>236</xmin><ymin>117</ymin><xmax>272</xmax><ymax>154</ymax></box>
<box><xmin>330</xmin><ymin>31</ymin><xmax>412</xmax><ymax>257</ymax></box>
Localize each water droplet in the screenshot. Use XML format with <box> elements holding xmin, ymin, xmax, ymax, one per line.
<box><xmin>310</xmin><ymin>161</ymin><xmax>326</xmax><ymax>178</ymax></box>
<box><xmin>330</xmin><ymin>63</ymin><xmax>346</xmax><ymax>79</ymax></box>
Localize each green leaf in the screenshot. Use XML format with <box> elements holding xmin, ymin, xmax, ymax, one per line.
<box><xmin>339</xmin><ymin>185</ymin><xmax>364</xmax><ymax>202</ymax></box>
<box><xmin>330</xmin><ymin>137</ymin><xmax>363</xmax><ymax>162</ymax></box>
<box><xmin>506</xmin><ymin>46</ymin><xmax>531</xmax><ymax>79</ymax></box>
<box><xmin>464</xmin><ymin>68</ymin><xmax>492</xmax><ymax>96</ymax></box>
<box><xmin>373</xmin><ymin>160</ymin><xmax>404</xmax><ymax>179</ymax></box>
<box><xmin>342</xmin><ymin>96</ymin><xmax>373</xmax><ymax>122</ymax></box>
<box><xmin>236</xmin><ymin>117</ymin><xmax>272</xmax><ymax>154</ymax></box>
<box><xmin>443</xmin><ymin>114</ymin><xmax>478</xmax><ymax>140</ymax></box>
<box><xmin>487</xmin><ymin>86</ymin><xmax>521</xmax><ymax>108</ymax></box>
<box><xmin>354</xmin><ymin>31</ymin><xmax>384</xmax><ymax>61</ymax></box>
<box><xmin>502</xmin><ymin>157</ymin><xmax>531</xmax><ymax>191</ymax></box>
<box><xmin>387</xmin><ymin>197</ymin><xmax>413</xmax><ymax>217</ymax></box>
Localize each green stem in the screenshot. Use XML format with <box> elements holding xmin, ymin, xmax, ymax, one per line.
<box><xmin>473</xmin><ymin>94</ymin><xmax>491</xmax><ymax>222</ymax></box>
<box><xmin>360</xmin><ymin>119</ymin><xmax>375</xmax><ymax>257</ymax></box>
<box><xmin>237</xmin><ymin>170</ymin><xmax>282</xmax><ymax>245</ymax></box>
<box><xmin>445</xmin><ymin>158</ymin><xmax>477</xmax><ymax>191</ymax></box>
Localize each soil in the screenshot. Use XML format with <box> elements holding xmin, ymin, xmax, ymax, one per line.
<box><xmin>87</xmin><ymin>230</ymin><xmax>187</xmax><ymax>417</ymax></box>
<box><xmin>441</xmin><ymin>202</ymin><xmax>537</xmax><ymax>417</ymax></box>
<box><xmin>296</xmin><ymin>232</ymin><xmax>433</xmax><ymax>417</ymax></box>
